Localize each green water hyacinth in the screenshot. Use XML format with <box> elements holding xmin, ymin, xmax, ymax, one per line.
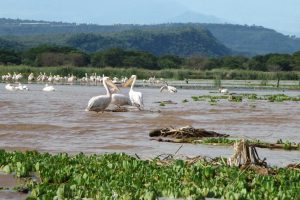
<box><xmin>191</xmin><ymin>93</ymin><xmax>300</xmax><ymax>104</ymax></box>
<box><xmin>0</xmin><ymin>150</ymin><xmax>299</xmax><ymax>199</ymax></box>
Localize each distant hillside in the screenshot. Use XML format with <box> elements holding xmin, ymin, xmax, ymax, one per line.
<box><xmin>201</xmin><ymin>24</ymin><xmax>300</xmax><ymax>55</ymax></box>
<box><xmin>66</xmin><ymin>27</ymin><xmax>230</xmax><ymax>56</ymax></box>
<box><xmin>0</xmin><ymin>18</ymin><xmax>300</xmax><ymax>56</ymax></box>
<box><xmin>0</xmin><ymin>38</ymin><xmax>24</xmax><ymax>51</ymax></box>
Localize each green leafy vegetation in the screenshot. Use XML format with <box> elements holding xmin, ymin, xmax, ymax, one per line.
<box><xmin>0</xmin><ymin>150</ymin><xmax>299</xmax><ymax>199</ymax></box>
<box><xmin>191</xmin><ymin>93</ymin><xmax>300</xmax><ymax>104</ymax></box>
<box><xmin>2</xmin><ymin>44</ymin><xmax>300</xmax><ymax>72</ymax></box>
<box><xmin>159</xmin><ymin>102</ymin><xmax>166</xmax><ymax>106</ymax></box>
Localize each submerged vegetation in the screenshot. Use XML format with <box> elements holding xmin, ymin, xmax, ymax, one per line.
<box><xmin>0</xmin><ymin>150</ymin><xmax>299</xmax><ymax>199</ymax></box>
<box><xmin>190</xmin><ymin>93</ymin><xmax>300</xmax><ymax>104</ymax></box>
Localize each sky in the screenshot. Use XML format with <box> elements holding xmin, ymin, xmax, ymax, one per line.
<box><xmin>0</xmin><ymin>0</ymin><xmax>299</xmax><ymax>36</ymax></box>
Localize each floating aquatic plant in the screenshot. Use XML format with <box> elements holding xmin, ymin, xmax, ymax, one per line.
<box><xmin>0</xmin><ymin>150</ymin><xmax>299</xmax><ymax>199</ymax></box>
<box><xmin>191</xmin><ymin>93</ymin><xmax>300</xmax><ymax>104</ymax></box>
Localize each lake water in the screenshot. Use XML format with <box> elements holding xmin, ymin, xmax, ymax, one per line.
<box><xmin>0</xmin><ymin>83</ymin><xmax>299</xmax><ymax>167</ymax></box>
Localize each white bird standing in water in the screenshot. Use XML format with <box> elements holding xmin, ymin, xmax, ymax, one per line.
<box><xmin>5</xmin><ymin>84</ymin><xmax>16</xmax><ymax>91</ymax></box>
<box><xmin>160</xmin><ymin>82</ymin><xmax>177</xmax><ymax>93</ymax></box>
<box><xmin>124</xmin><ymin>75</ymin><xmax>144</xmax><ymax>110</ymax></box>
<box><xmin>86</xmin><ymin>77</ymin><xmax>120</xmax><ymax>112</ymax></box>
<box><xmin>219</xmin><ymin>87</ymin><xmax>229</xmax><ymax>94</ymax></box>
<box><xmin>15</xmin><ymin>83</ymin><xmax>29</xmax><ymax>91</ymax></box>
<box><xmin>43</xmin><ymin>84</ymin><xmax>55</xmax><ymax>92</ymax></box>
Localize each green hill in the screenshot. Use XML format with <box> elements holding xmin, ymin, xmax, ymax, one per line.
<box><xmin>66</xmin><ymin>27</ymin><xmax>230</xmax><ymax>56</ymax></box>
<box><xmin>0</xmin><ymin>18</ymin><xmax>300</xmax><ymax>56</ymax></box>
<box><xmin>201</xmin><ymin>24</ymin><xmax>300</xmax><ymax>55</ymax></box>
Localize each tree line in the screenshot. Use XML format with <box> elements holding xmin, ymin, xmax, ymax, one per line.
<box><xmin>0</xmin><ymin>45</ymin><xmax>300</xmax><ymax>71</ymax></box>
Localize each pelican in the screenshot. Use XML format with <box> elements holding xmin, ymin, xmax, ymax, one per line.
<box><xmin>28</xmin><ymin>73</ymin><xmax>35</xmax><ymax>81</ymax></box>
<box><xmin>160</xmin><ymin>83</ymin><xmax>177</xmax><ymax>93</ymax></box>
<box><xmin>86</xmin><ymin>77</ymin><xmax>119</xmax><ymax>112</ymax></box>
<box><xmin>219</xmin><ymin>87</ymin><xmax>229</xmax><ymax>94</ymax></box>
<box><xmin>123</xmin><ymin>75</ymin><xmax>144</xmax><ymax>110</ymax></box>
<box><xmin>16</xmin><ymin>83</ymin><xmax>29</xmax><ymax>91</ymax></box>
<box><xmin>5</xmin><ymin>84</ymin><xmax>16</xmax><ymax>91</ymax></box>
<box><xmin>43</xmin><ymin>84</ymin><xmax>55</xmax><ymax>92</ymax></box>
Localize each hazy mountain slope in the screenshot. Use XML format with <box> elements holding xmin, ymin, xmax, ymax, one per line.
<box><xmin>66</xmin><ymin>27</ymin><xmax>231</xmax><ymax>56</ymax></box>
<box><xmin>201</xmin><ymin>24</ymin><xmax>300</xmax><ymax>55</ymax></box>
<box><xmin>1</xmin><ymin>18</ymin><xmax>300</xmax><ymax>56</ymax></box>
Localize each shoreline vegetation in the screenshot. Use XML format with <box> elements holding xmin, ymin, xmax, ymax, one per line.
<box><xmin>1</xmin><ymin>66</ymin><xmax>300</xmax><ymax>89</ymax></box>
<box><xmin>0</xmin><ymin>150</ymin><xmax>299</xmax><ymax>199</ymax></box>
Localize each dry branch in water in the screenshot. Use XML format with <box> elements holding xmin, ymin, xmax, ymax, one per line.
<box><xmin>149</xmin><ymin>125</ymin><xmax>229</xmax><ymax>139</ymax></box>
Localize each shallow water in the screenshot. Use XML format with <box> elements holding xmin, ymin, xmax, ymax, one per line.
<box><xmin>0</xmin><ymin>83</ymin><xmax>299</xmax><ymax>167</ymax></box>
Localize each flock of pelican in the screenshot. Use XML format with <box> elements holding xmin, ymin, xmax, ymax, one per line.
<box><xmin>5</xmin><ymin>83</ymin><xmax>55</xmax><ymax>92</ymax></box>
<box><xmin>86</xmin><ymin>75</ymin><xmax>144</xmax><ymax>112</ymax></box>
<box><xmin>2</xmin><ymin>71</ymin><xmax>231</xmax><ymax>113</ymax></box>
<box><xmin>2</xmin><ymin>71</ymin><xmax>233</xmax><ymax>115</ymax></box>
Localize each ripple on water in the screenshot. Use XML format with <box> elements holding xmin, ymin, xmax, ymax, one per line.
<box><xmin>0</xmin><ymin>83</ymin><xmax>299</xmax><ymax>166</ymax></box>
<box><xmin>0</xmin><ymin>123</ymin><xmax>63</xmax><ymax>131</ymax></box>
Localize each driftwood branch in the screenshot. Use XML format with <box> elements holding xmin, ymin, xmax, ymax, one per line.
<box><xmin>149</xmin><ymin>126</ymin><xmax>229</xmax><ymax>139</ymax></box>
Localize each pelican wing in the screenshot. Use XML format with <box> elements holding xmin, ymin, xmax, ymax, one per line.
<box><xmin>111</xmin><ymin>94</ymin><xmax>132</xmax><ymax>106</ymax></box>
<box><xmin>86</xmin><ymin>95</ymin><xmax>111</xmax><ymax>112</ymax></box>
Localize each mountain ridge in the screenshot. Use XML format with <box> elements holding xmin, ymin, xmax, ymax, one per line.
<box><xmin>0</xmin><ymin>18</ymin><xmax>300</xmax><ymax>56</ymax></box>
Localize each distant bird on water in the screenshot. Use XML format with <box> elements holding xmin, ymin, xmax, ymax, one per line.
<box><xmin>160</xmin><ymin>82</ymin><xmax>177</xmax><ymax>93</ymax></box>
<box><xmin>219</xmin><ymin>87</ymin><xmax>229</xmax><ymax>94</ymax></box>
<box><xmin>43</xmin><ymin>84</ymin><xmax>55</xmax><ymax>92</ymax></box>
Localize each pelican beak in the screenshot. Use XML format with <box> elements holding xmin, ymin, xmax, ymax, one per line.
<box><xmin>123</xmin><ymin>77</ymin><xmax>133</xmax><ymax>87</ymax></box>
<box><xmin>106</xmin><ymin>79</ymin><xmax>120</xmax><ymax>92</ymax></box>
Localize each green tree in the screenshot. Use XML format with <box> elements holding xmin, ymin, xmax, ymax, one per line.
<box><xmin>101</xmin><ymin>48</ymin><xmax>125</xmax><ymax>67</ymax></box>
<box><xmin>158</xmin><ymin>55</ymin><xmax>183</xmax><ymax>69</ymax></box>
<box><xmin>0</xmin><ymin>49</ymin><xmax>21</xmax><ymax>65</ymax></box>
<box><xmin>266</xmin><ymin>54</ymin><xmax>293</xmax><ymax>71</ymax></box>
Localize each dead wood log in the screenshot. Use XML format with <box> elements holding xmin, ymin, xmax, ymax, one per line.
<box><xmin>149</xmin><ymin>126</ymin><xmax>229</xmax><ymax>139</ymax></box>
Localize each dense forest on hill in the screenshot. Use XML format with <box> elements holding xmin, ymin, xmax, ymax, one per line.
<box><xmin>0</xmin><ymin>18</ymin><xmax>300</xmax><ymax>56</ymax></box>
<box><xmin>66</xmin><ymin>27</ymin><xmax>230</xmax><ymax>56</ymax></box>
<box><xmin>201</xmin><ymin>24</ymin><xmax>300</xmax><ymax>55</ymax></box>
<box><xmin>1</xmin><ymin>45</ymin><xmax>300</xmax><ymax>72</ymax></box>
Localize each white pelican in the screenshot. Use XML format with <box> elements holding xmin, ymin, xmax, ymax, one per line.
<box><xmin>43</xmin><ymin>84</ymin><xmax>55</xmax><ymax>92</ymax></box>
<box><xmin>124</xmin><ymin>75</ymin><xmax>144</xmax><ymax>110</ymax></box>
<box><xmin>5</xmin><ymin>84</ymin><xmax>16</xmax><ymax>91</ymax></box>
<box><xmin>160</xmin><ymin>83</ymin><xmax>177</xmax><ymax>93</ymax></box>
<box><xmin>28</xmin><ymin>73</ymin><xmax>35</xmax><ymax>81</ymax></box>
<box><xmin>219</xmin><ymin>87</ymin><xmax>229</xmax><ymax>94</ymax></box>
<box><xmin>16</xmin><ymin>83</ymin><xmax>29</xmax><ymax>91</ymax></box>
<box><xmin>86</xmin><ymin>77</ymin><xmax>119</xmax><ymax>112</ymax></box>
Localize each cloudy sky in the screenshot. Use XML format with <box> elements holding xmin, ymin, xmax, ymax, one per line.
<box><xmin>0</xmin><ymin>0</ymin><xmax>299</xmax><ymax>35</ymax></box>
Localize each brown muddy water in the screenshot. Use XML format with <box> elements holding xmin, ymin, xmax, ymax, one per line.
<box><xmin>0</xmin><ymin>83</ymin><xmax>299</xmax><ymax>167</ymax></box>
